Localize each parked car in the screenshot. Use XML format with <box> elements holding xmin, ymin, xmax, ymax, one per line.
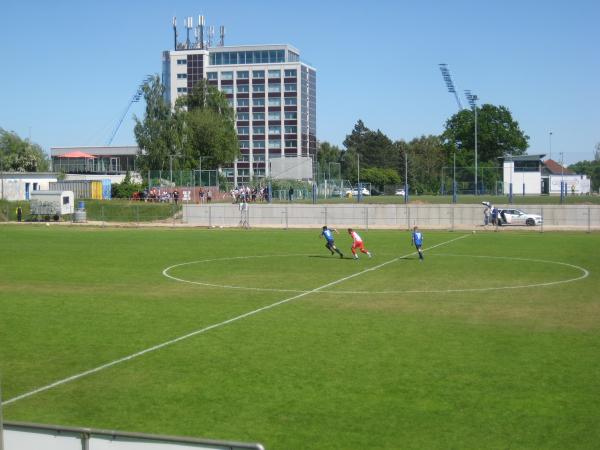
<box><xmin>346</xmin><ymin>187</ymin><xmax>370</xmax><ymax>196</ymax></box>
<box><xmin>395</xmin><ymin>188</ymin><xmax>406</xmax><ymax>196</ymax></box>
<box><xmin>497</xmin><ymin>208</ymin><xmax>543</xmax><ymax>226</ymax></box>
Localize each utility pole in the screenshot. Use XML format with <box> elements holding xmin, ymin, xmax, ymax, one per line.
<box><xmin>357</xmin><ymin>153</ymin><xmax>361</xmax><ymax>203</ymax></box>
<box><xmin>404</xmin><ymin>151</ymin><xmax>408</xmax><ymax>204</ymax></box>
<box><xmin>452</xmin><ymin>152</ymin><xmax>457</xmax><ymax>204</ymax></box>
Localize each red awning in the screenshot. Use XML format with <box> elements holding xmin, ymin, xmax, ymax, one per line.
<box><xmin>58</xmin><ymin>151</ymin><xmax>97</xmax><ymax>158</ymax></box>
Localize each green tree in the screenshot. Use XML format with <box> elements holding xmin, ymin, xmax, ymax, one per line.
<box><xmin>0</xmin><ymin>128</ymin><xmax>49</xmax><ymax>172</ymax></box>
<box><xmin>134</xmin><ymin>76</ymin><xmax>239</xmax><ymax>173</ymax></box>
<box><xmin>404</xmin><ymin>135</ymin><xmax>446</xmax><ymax>194</ymax></box>
<box><xmin>317</xmin><ymin>141</ymin><xmax>342</xmax><ymax>179</ymax></box>
<box><xmin>360</xmin><ymin>167</ymin><xmax>401</xmax><ymax>190</ymax></box>
<box><xmin>177</xmin><ymin>81</ymin><xmax>239</xmax><ymax>169</ymax></box>
<box><xmin>133</xmin><ymin>75</ymin><xmax>178</xmax><ymax>172</ymax></box>
<box><xmin>442</xmin><ymin>104</ymin><xmax>529</xmax><ymax>165</ymax></box>
<box><xmin>343</xmin><ymin>120</ymin><xmax>397</xmax><ymax>170</ymax></box>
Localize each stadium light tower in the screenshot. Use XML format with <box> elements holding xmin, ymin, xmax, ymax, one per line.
<box><xmin>439</xmin><ymin>64</ymin><xmax>464</xmax><ymax>111</ymax></box>
<box><xmin>465</xmin><ymin>90</ymin><xmax>479</xmax><ymax>195</ymax></box>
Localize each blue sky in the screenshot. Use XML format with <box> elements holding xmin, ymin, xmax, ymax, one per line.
<box><xmin>1</xmin><ymin>0</ymin><xmax>598</xmax><ymax>165</ymax></box>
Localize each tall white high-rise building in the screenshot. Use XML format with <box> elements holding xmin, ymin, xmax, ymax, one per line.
<box><xmin>162</xmin><ymin>20</ymin><xmax>316</xmax><ymax>185</ymax></box>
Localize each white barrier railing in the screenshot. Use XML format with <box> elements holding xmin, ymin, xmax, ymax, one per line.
<box><xmin>3</xmin><ymin>421</ymin><xmax>264</xmax><ymax>450</ymax></box>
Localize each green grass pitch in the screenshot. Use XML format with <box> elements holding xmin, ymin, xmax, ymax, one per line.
<box><xmin>1</xmin><ymin>225</ymin><xmax>599</xmax><ymax>449</ymax></box>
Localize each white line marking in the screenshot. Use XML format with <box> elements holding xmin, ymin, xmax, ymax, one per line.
<box><xmin>5</xmin><ymin>234</ymin><xmax>468</xmax><ymax>406</ymax></box>
<box><xmin>163</xmin><ymin>252</ymin><xmax>590</xmax><ymax>295</ymax></box>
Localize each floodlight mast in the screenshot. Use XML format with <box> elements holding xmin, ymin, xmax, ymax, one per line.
<box><xmin>439</xmin><ymin>64</ymin><xmax>463</xmax><ymax>111</ymax></box>
<box><xmin>465</xmin><ymin>90</ymin><xmax>479</xmax><ymax>195</ymax></box>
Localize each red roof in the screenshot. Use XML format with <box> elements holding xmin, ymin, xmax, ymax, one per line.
<box><xmin>544</xmin><ymin>159</ymin><xmax>574</xmax><ymax>175</ymax></box>
<box><xmin>58</xmin><ymin>151</ymin><xmax>97</xmax><ymax>158</ymax></box>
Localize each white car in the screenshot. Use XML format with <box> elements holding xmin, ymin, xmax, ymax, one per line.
<box><xmin>497</xmin><ymin>208</ymin><xmax>543</xmax><ymax>226</ymax></box>
<box><xmin>346</xmin><ymin>187</ymin><xmax>370</xmax><ymax>196</ymax></box>
<box><xmin>395</xmin><ymin>189</ymin><xmax>406</xmax><ymax>196</ymax></box>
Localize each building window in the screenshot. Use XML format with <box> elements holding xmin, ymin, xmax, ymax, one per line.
<box><xmin>253</xmin><ymin>98</ymin><xmax>265</xmax><ymax>107</ymax></box>
<box><xmin>177</xmin><ymin>73</ymin><xmax>187</xmax><ymax>79</ymax></box>
<box><xmin>177</xmin><ymin>59</ymin><xmax>187</xmax><ymax>65</ymax></box>
<box><xmin>238</xmin><ymin>154</ymin><xmax>250</xmax><ymax>162</ymax></box>
<box><xmin>237</xmin><ymin>70</ymin><xmax>249</xmax><ymax>79</ymax></box>
<box><xmin>221</xmin><ymin>85</ymin><xmax>234</xmax><ymax>94</ymax></box>
<box><xmin>284</xmin><ymin>111</ymin><xmax>297</xmax><ymax>119</ymax></box>
<box><xmin>237</xmin><ymin>112</ymin><xmax>249</xmax><ymax>121</ymax></box>
<box><xmin>238</xmin><ymin>169</ymin><xmax>250</xmax><ymax>176</ymax></box>
<box><xmin>285</xmin><ymin>125</ymin><xmax>297</xmax><ymax>133</ymax></box>
<box><xmin>268</xmin><ymin>139</ymin><xmax>281</xmax><ymax>148</ymax></box>
<box><xmin>254</xmin><ymin>169</ymin><xmax>265</xmax><ymax>176</ymax></box>
<box><xmin>252</xmin><ymin>84</ymin><xmax>265</xmax><ymax>93</ymax></box>
<box><xmin>253</xmin><ymin>126</ymin><xmax>265</xmax><ymax>134</ymax></box>
<box><xmin>269</xmin><ymin>126</ymin><xmax>281</xmax><ymax>135</ymax></box>
<box><xmin>240</xmin><ymin>141</ymin><xmax>250</xmax><ymax>148</ymax></box>
<box><xmin>237</xmin><ymin>84</ymin><xmax>249</xmax><ymax>93</ymax></box>
<box><xmin>268</xmin><ymin>111</ymin><xmax>281</xmax><ymax>120</ymax></box>
<box><xmin>284</xmin><ymin>69</ymin><xmax>297</xmax><ymax>77</ymax></box>
<box><xmin>238</xmin><ymin>127</ymin><xmax>249</xmax><ymax>135</ymax></box>
<box><xmin>221</xmin><ymin>71</ymin><xmax>234</xmax><ymax>80</ymax></box>
<box><xmin>253</xmin><ymin>70</ymin><xmax>265</xmax><ymax>79</ymax></box>
<box><xmin>268</xmin><ymin>84</ymin><xmax>281</xmax><ymax>93</ymax></box>
<box><xmin>253</xmin><ymin>112</ymin><xmax>265</xmax><ymax>120</ymax></box>
<box><xmin>227</xmin><ymin>99</ymin><xmax>234</xmax><ymax>107</ymax></box>
<box><xmin>268</xmin><ymin>98</ymin><xmax>281</xmax><ymax>107</ymax></box>
<box><xmin>253</xmin><ymin>154</ymin><xmax>265</xmax><ymax>161</ymax></box>
<box><xmin>268</xmin><ymin>69</ymin><xmax>281</xmax><ymax>78</ymax></box>
<box><xmin>177</xmin><ymin>87</ymin><xmax>187</xmax><ymax>93</ymax></box>
<box><xmin>206</xmin><ymin>72</ymin><xmax>217</xmax><ymax>80</ymax></box>
<box><xmin>237</xmin><ymin>98</ymin><xmax>249</xmax><ymax>107</ymax></box>
<box><xmin>285</xmin><ymin>140</ymin><xmax>297</xmax><ymax>148</ymax></box>
<box><xmin>284</xmin><ymin>83</ymin><xmax>297</xmax><ymax>92</ymax></box>
<box><xmin>284</xmin><ymin>98</ymin><xmax>297</xmax><ymax>106</ymax></box>
<box><xmin>253</xmin><ymin>140</ymin><xmax>265</xmax><ymax>148</ymax></box>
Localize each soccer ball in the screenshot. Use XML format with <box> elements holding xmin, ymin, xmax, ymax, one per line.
<box><xmin>472</xmin><ymin>230</ymin><xmax>476</xmax><ymax>234</ymax></box>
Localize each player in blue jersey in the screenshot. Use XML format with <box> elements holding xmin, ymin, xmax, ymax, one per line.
<box><xmin>321</xmin><ymin>226</ymin><xmax>344</xmax><ymax>258</ymax></box>
<box><xmin>411</xmin><ymin>226</ymin><xmax>424</xmax><ymax>261</ymax></box>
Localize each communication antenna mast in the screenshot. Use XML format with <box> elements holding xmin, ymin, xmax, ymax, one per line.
<box><xmin>172</xmin><ymin>17</ymin><xmax>178</xmax><ymax>50</ymax></box>
<box><xmin>208</xmin><ymin>26</ymin><xmax>215</xmax><ymax>48</ymax></box>
<box><xmin>185</xmin><ymin>16</ymin><xmax>193</xmax><ymax>49</ymax></box>
<box><xmin>439</xmin><ymin>63</ymin><xmax>463</xmax><ymax>110</ymax></box>
<box><xmin>198</xmin><ymin>15</ymin><xmax>205</xmax><ymax>49</ymax></box>
<box><xmin>219</xmin><ymin>25</ymin><xmax>225</xmax><ymax>46</ymax></box>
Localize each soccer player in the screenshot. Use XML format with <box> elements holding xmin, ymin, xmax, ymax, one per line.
<box><xmin>347</xmin><ymin>228</ymin><xmax>372</xmax><ymax>260</ymax></box>
<box><xmin>320</xmin><ymin>226</ymin><xmax>344</xmax><ymax>258</ymax></box>
<box><xmin>411</xmin><ymin>226</ymin><xmax>424</xmax><ymax>261</ymax></box>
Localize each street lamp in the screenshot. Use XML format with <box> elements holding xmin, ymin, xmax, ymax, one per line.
<box><xmin>560</xmin><ymin>152</ymin><xmax>564</xmax><ymax>203</ymax></box>
<box><xmin>465</xmin><ymin>90</ymin><xmax>478</xmax><ymax>195</ymax></box>
<box><xmin>549</xmin><ymin>131</ymin><xmax>553</xmax><ymax>160</ymax></box>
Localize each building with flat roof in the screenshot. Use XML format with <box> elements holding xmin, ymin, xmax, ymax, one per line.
<box><xmin>501</xmin><ymin>154</ymin><xmax>590</xmax><ymax>195</ymax></box>
<box><xmin>162</xmin><ymin>17</ymin><xmax>316</xmax><ymax>185</ymax></box>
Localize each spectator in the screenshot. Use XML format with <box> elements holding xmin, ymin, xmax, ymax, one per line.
<box><xmin>173</xmin><ymin>189</ymin><xmax>179</xmax><ymax>205</ymax></box>
<box><xmin>207</xmin><ymin>190</ymin><xmax>212</xmax><ymax>202</ymax></box>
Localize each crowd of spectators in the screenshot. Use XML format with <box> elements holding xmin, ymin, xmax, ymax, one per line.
<box><xmin>230</xmin><ymin>186</ymin><xmax>270</xmax><ymax>203</ymax></box>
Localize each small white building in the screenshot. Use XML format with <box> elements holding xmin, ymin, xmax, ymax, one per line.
<box><xmin>502</xmin><ymin>154</ymin><xmax>545</xmax><ymax>195</ymax></box>
<box><xmin>501</xmin><ymin>155</ymin><xmax>590</xmax><ymax>195</ymax></box>
<box><xmin>0</xmin><ymin>172</ymin><xmax>59</xmax><ymax>201</ymax></box>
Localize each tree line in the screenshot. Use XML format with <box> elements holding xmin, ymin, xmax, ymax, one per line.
<box><xmin>3</xmin><ymin>73</ymin><xmax>600</xmax><ymax>193</ymax></box>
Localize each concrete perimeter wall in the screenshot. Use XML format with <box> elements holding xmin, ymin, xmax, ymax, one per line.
<box><xmin>183</xmin><ymin>204</ymin><xmax>600</xmax><ymax>230</ymax></box>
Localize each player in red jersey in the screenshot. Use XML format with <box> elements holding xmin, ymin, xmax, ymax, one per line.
<box><xmin>347</xmin><ymin>228</ymin><xmax>372</xmax><ymax>260</ymax></box>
